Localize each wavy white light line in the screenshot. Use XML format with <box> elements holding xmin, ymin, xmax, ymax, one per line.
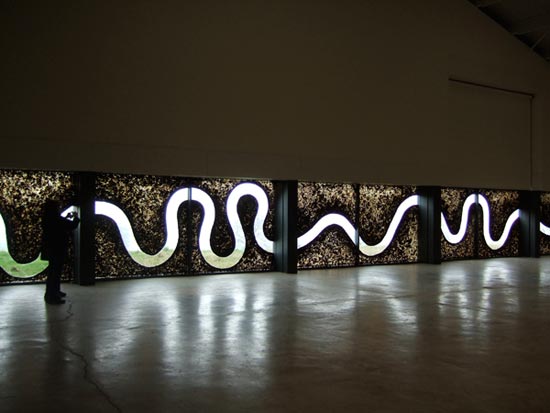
<box><xmin>477</xmin><ymin>195</ymin><xmax>520</xmax><ymax>250</ymax></box>
<box><xmin>96</xmin><ymin>182</ymin><xmax>274</xmax><ymax>269</ymax></box>
<box><xmin>297</xmin><ymin>195</ymin><xmax>420</xmax><ymax>256</ymax></box>
<box><xmin>441</xmin><ymin>194</ymin><xmax>520</xmax><ymax>250</ymax></box>
<box><xmin>193</xmin><ymin>184</ymin><xmax>273</xmax><ymax>269</ymax></box>
<box><xmin>540</xmin><ymin>223</ymin><xmax>550</xmax><ymax>236</ymax></box>
<box><xmin>441</xmin><ymin>194</ymin><xmax>477</xmax><ymax>245</ymax></box>
<box><xmin>1</xmin><ymin>185</ymin><xmax>534</xmax><ymax>278</ymax></box>
<box><xmin>297</xmin><ymin>213</ymin><xmax>356</xmax><ymax>249</ymax></box>
<box><xmin>360</xmin><ymin>195</ymin><xmax>420</xmax><ymax>256</ymax></box>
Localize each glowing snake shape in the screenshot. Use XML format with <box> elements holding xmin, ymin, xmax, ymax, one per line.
<box><xmin>298</xmin><ymin>195</ymin><xmax>420</xmax><ymax>256</ymax></box>
<box><xmin>1</xmin><ymin>185</ymin><xmax>539</xmax><ymax>278</ymax></box>
<box><xmin>95</xmin><ymin>183</ymin><xmax>274</xmax><ymax>269</ymax></box>
<box><xmin>440</xmin><ymin>194</ymin><xmax>478</xmax><ymax>245</ymax></box>
<box><xmin>0</xmin><ymin>190</ymin><xmax>421</xmax><ymax>275</ymax></box>
<box><xmin>441</xmin><ymin>194</ymin><xmax>520</xmax><ymax>250</ymax></box>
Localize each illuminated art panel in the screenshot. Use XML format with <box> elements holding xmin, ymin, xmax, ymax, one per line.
<box><xmin>539</xmin><ymin>193</ymin><xmax>550</xmax><ymax>255</ymax></box>
<box><xmin>96</xmin><ymin>175</ymin><xmax>275</xmax><ymax>277</ymax></box>
<box><xmin>441</xmin><ymin>188</ymin><xmax>477</xmax><ymax>261</ymax></box>
<box><xmin>358</xmin><ymin>185</ymin><xmax>419</xmax><ymax>265</ymax></box>
<box><xmin>188</xmin><ymin>179</ymin><xmax>275</xmax><ymax>275</ymax></box>
<box><xmin>0</xmin><ymin>168</ymin><xmax>530</xmax><ymax>284</ymax></box>
<box><xmin>441</xmin><ymin>189</ymin><xmax>520</xmax><ymax>259</ymax></box>
<box><xmin>0</xmin><ymin>170</ymin><xmax>75</xmax><ymax>284</ymax></box>
<box><xmin>297</xmin><ymin>182</ymin><xmax>357</xmax><ymax>269</ymax></box>
<box><xmin>476</xmin><ymin>190</ymin><xmax>520</xmax><ymax>258</ymax></box>
<box><xmin>95</xmin><ymin>173</ymin><xmax>190</xmax><ymax>279</ymax></box>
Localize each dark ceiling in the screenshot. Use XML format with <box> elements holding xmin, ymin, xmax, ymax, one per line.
<box><xmin>468</xmin><ymin>0</ymin><xmax>550</xmax><ymax>62</ymax></box>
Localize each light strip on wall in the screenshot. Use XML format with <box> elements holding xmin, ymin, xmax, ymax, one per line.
<box><xmin>540</xmin><ymin>222</ymin><xmax>550</xmax><ymax>236</ymax></box>
<box><xmin>477</xmin><ymin>195</ymin><xmax>520</xmax><ymax>250</ymax></box>
<box><xmin>441</xmin><ymin>194</ymin><xmax>520</xmax><ymax>250</ymax></box>
<box><xmin>441</xmin><ymin>194</ymin><xmax>477</xmax><ymax>244</ymax></box>
<box><xmin>297</xmin><ymin>195</ymin><xmax>420</xmax><ymax>256</ymax></box>
<box><xmin>96</xmin><ymin>182</ymin><xmax>274</xmax><ymax>269</ymax></box>
<box><xmin>0</xmin><ymin>185</ymin><xmax>529</xmax><ymax>279</ymax></box>
<box><xmin>359</xmin><ymin>195</ymin><xmax>420</xmax><ymax>256</ymax></box>
<box><xmin>297</xmin><ymin>213</ymin><xmax>356</xmax><ymax>249</ymax></box>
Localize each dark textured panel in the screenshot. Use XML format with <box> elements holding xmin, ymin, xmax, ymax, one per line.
<box><xmin>0</xmin><ymin>170</ymin><xmax>75</xmax><ymax>284</ymax></box>
<box><xmin>539</xmin><ymin>193</ymin><xmax>550</xmax><ymax>255</ymax></box>
<box><xmin>95</xmin><ymin>173</ymin><xmax>189</xmax><ymax>279</ymax></box>
<box><xmin>477</xmin><ymin>190</ymin><xmax>520</xmax><ymax>258</ymax></box>
<box><xmin>297</xmin><ymin>182</ymin><xmax>357</xmax><ymax>269</ymax></box>
<box><xmin>441</xmin><ymin>188</ymin><xmax>477</xmax><ymax>261</ymax></box>
<box><xmin>189</xmin><ymin>179</ymin><xmax>275</xmax><ymax>274</ymax></box>
<box><xmin>189</xmin><ymin>179</ymin><xmax>233</xmax><ymax>274</ymax></box>
<box><xmin>358</xmin><ymin>185</ymin><xmax>418</xmax><ymax>265</ymax></box>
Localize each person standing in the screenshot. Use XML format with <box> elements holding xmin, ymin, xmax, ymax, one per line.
<box><xmin>41</xmin><ymin>200</ymin><xmax>80</xmax><ymax>305</ymax></box>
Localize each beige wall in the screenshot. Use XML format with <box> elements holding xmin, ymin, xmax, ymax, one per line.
<box><xmin>1</xmin><ymin>0</ymin><xmax>549</xmax><ymax>189</ymax></box>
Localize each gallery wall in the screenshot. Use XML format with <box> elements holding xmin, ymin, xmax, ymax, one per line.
<box><xmin>1</xmin><ymin>0</ymin><xmax>549</xmax><ymax>189</ymax></box>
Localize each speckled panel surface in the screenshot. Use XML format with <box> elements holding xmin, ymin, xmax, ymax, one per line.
<box><xmin>297</xmin><ymin>182</ymin><xmax>357</xmax><ymax>269</ymax></box>
<box><xmin>95</xmin><ymin>173</ymin><xmax>190</xmax><ymax>279</ymax></box>
<box><xmin>441</xmin><ymin>188</ymin><xmax>477</xmax><ymax>261</ymax></box>
<box><xmin>189</xmin><ymin>179</ymin><xmax>275</xmax><ymax>275</ymax></box>
<box><xmin>541</xmin><ymin>193</ymin><xmax>550</xmax><ymax>255</ymax></box>
<box><xmin>0</xmin><ymin>170</ymin><xmax>75</xmax><ymax>284</ymax></box>
<box><xmin>358</xmin><ymin>185</ymin><xmax>419</xmax><ymax>265</ymax></box>
<box><xmin>477</xmin><ymin>190</ymin><xmax>520</xmax><ymax>258</ymax></box>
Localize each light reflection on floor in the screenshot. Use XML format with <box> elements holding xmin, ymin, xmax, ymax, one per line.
<box><xmin>1</xmin><ymin>258</ymin><xmax>550</xmax><ymax>412</ymax></box>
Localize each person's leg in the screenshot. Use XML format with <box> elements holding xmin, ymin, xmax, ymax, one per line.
<box><xmin>44</xmin><ymin>266</ymin><xmax>56</xmax><ymax>300</ymax></box>
<box><xmin>44</xmin><ymin>257</ymin><xmax>64</xmax><ymax>304</ymax></box>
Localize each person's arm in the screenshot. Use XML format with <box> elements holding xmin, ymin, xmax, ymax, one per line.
<box><xmin>61</xmin><ymin>214</ymin><xmax>80</xmax><ymax>231</ymax></box>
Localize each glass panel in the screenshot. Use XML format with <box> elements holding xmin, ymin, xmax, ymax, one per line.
<box><xmin>540</xmin><ymin>192</ymin><xmax>550</xmax><ymax>255</ymax></box>
<box><xmin>297</xmin><ymin>182</ymin><xmax>357</xmax><ymax>269</ymax></box>
<box><xmin>477</xmin><ymin>189</ymin><xmax>520</xmax><ymax>258</ymax></box>
<box><xmin>189</xmin><ymin>179</ymin><xmax>275</xmax><ymax>274</ymax></box>
<box><xmin>0</xmin><ymin>170</ymin><xmax>75</xmax><ymax>284</ymax></box>
<box><xmin>358</xmin><ymin>185</ymin><xmax>419</xmax><ymax>265</ymax></box>
<box><xmin>95</xmin><ymin>173</ymin><xmax>190</xmax><ymax>279</ymax></box>
<box><xmin>441</xmin><ymin>188</ymin><xmax>477</xmax><ymax>261</ymax></box>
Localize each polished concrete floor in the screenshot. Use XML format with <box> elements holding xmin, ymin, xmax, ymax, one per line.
<box><xmin>1</xmin><ymin>258</ymin><xmax>550</xmax><ymax>412</ymax></box>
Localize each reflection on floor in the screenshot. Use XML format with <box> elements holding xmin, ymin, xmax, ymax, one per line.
<box><xmin>1</xmin><ymin>258</ymin><xmax>550</xmax><ymax>412</ymax></box>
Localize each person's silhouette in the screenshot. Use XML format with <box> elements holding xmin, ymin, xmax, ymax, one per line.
<box><xmin>41</xmin><ymin>200</ymin><xmax>80</xmax><ymax>304</ymax></box>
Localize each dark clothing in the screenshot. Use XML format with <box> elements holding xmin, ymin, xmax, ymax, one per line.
<box><xmin>41</xmin><ymin>210</ymin><xmax>79</xmax><ymax>300</ymax></box>
<box><xmin>45</xmin><ymin>254</ymin><xmax>64</xmax><ymax>300</ymax></box>
<box><xmin>41</xmin><ymin>213</ymin><xmax>79</xmax><ymax>261</ymax></box>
